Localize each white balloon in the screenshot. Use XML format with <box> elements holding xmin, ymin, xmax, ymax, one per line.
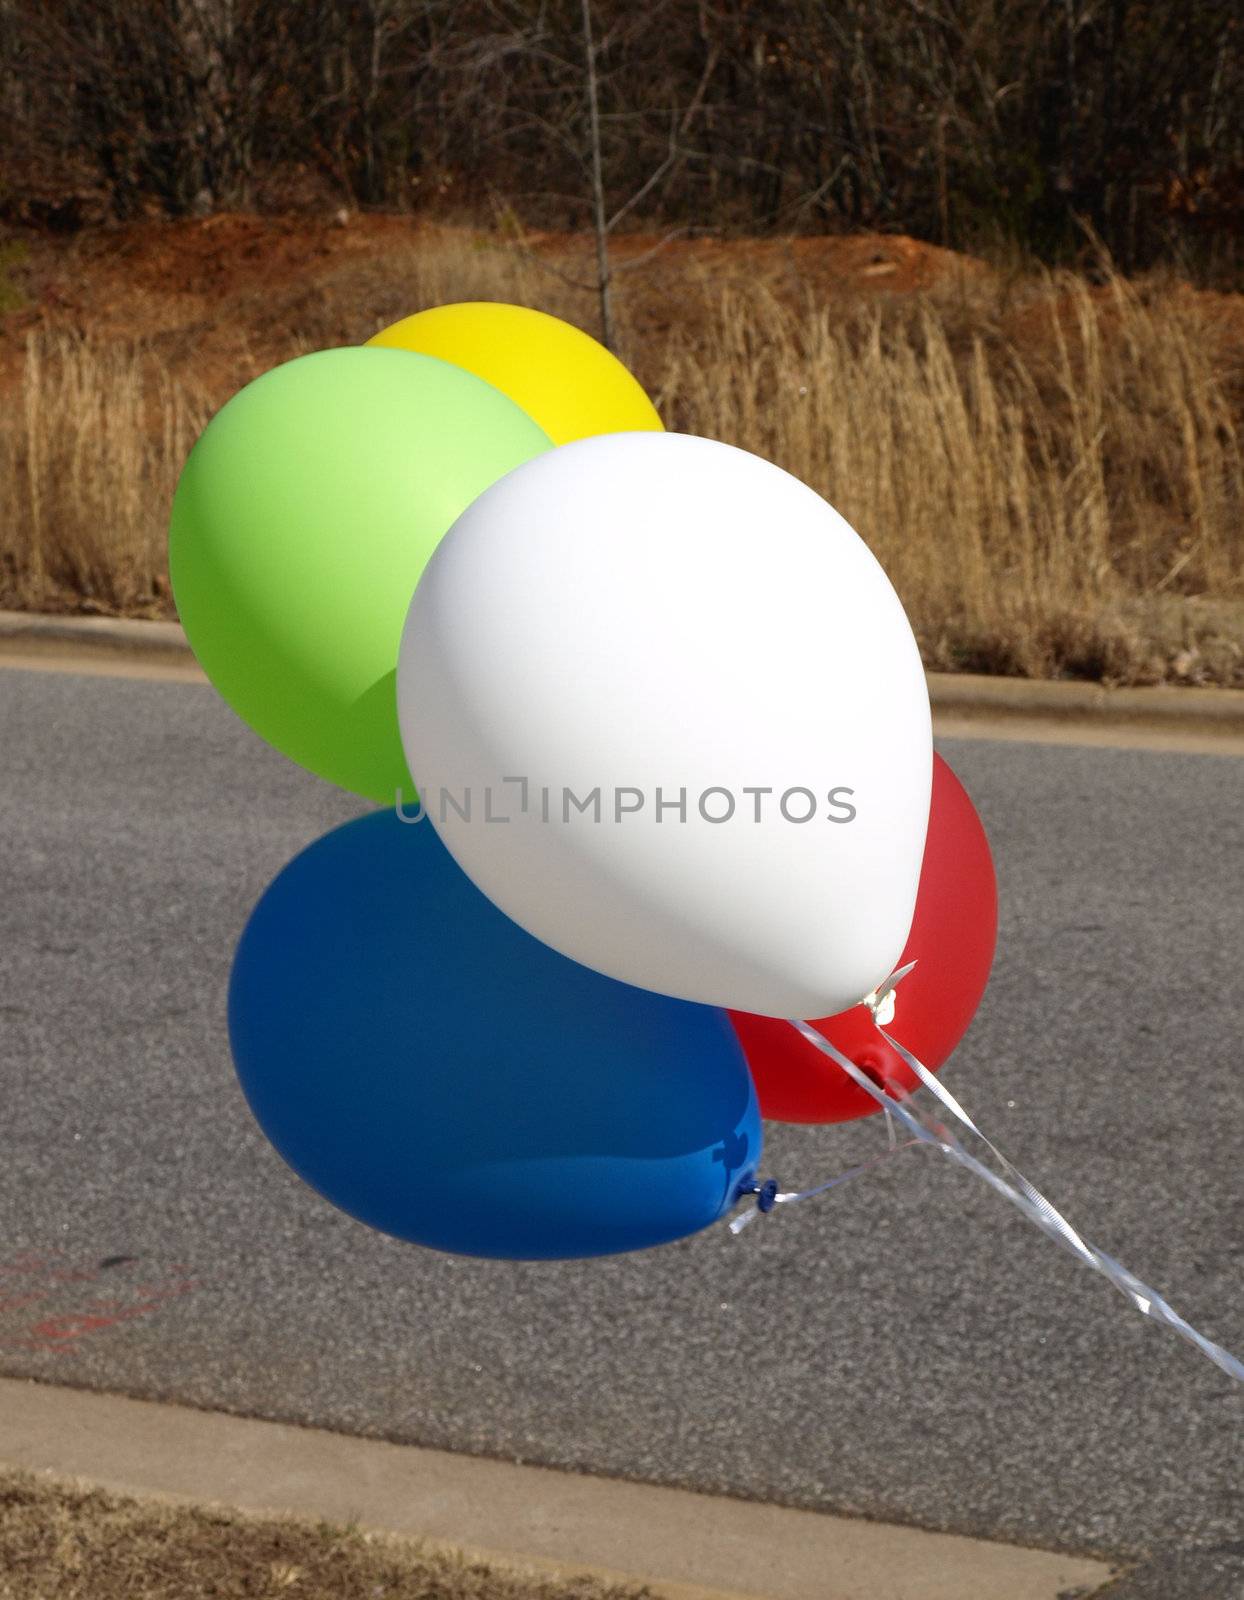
<box><xmin>397</xmin><ymin>432</ymin><xmax>931</xmax><ymax>1020</ymax></box>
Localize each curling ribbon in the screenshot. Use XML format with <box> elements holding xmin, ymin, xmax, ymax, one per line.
<box><xmin>730</xmin><ymin>1136</ymin><xmax>919</xmax><ymax>1232</ymax></box>
<box><xmin>731</xmin><ymin>966</ymin><xmax>1244</xmax><ymax>1383</ymax></box>
<box><xmin>730</xmin><ymin>962</ymin><xmax>919</xmax><ymax>1233</ymax></box>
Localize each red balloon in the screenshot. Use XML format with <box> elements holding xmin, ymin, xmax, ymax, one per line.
<box><xmin>729</xmin><ymin>753</ymin><xmax>997</xmax><ymax>1124</ymax></box>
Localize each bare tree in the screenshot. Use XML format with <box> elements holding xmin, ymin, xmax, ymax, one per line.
<box><xmin>581</xmin><ymin>0</ymin><xmax>614</xmax><ymax>347</ymax></box>
<box><xmin>3</xmin><ymin>0</ymin><xmax>1242</xmax><ymax>277</ymax></box>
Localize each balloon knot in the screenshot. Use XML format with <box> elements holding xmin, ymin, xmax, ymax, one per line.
<box><xmin>864</xmin><ymin>960</ymin><xmax>919</xmax><ymax>1025</ymax></box>
<box><xmin>733</xmin><ymin>1176</ymin><xmax>781</xmax><ymax>1215</ymax></box>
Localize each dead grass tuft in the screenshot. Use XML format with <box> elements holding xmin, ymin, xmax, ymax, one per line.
<box><xmin>1</xmin><ymin>221</ymin><xmax>1242</xmax><ymax>683</ymax></box>
<box><xmin>0</xmin><ymin>334</ymin><xmax>207</xmax><ymax>616</ymax></box>
<box><xmin>659</xmin><ymin>270</ymin><xmax>1244</xmax><ymax>682</ymax></box>
<box><xmin>0</xmin><ymin>1468</ymin><xmax>653</xmax><ymax>1600</ymax></box>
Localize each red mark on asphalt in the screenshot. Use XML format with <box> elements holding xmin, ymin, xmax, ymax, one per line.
<box><xmin>0</xmin><ymin>1251</ymin><xmax>199</xmax><ymax>1353</ymax></box>
<box><xmin>0</xmin><ymin>1253</ymin><xmax>57</xmax><ymax>1277</ymax></box>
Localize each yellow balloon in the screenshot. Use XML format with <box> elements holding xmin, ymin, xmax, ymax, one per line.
<box><xmin>366</xmin><ymin>302</ymin><xmax>662</xmax><ymax>446</ymax></box>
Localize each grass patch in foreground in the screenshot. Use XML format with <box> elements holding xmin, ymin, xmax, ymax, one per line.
<box><xmin>0</xmin><ymin>1469</ymin><xmax>653</xmax><ymax>1600</ymax></box>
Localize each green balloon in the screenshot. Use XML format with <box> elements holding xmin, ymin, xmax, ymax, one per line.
<box><xmin>169</xmin><ymin>347</ymin><xmax>552</xmax><ymax>802</ymax></box>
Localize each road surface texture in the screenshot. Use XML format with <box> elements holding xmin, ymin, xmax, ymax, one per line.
<box><xmin>1</xmin><ymin>665</ymin><xmax>1242</xmax><ymax>1597</ymax></box>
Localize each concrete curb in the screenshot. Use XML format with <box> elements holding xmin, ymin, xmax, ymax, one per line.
<box><xmin>3</xmin><ymin>610</ymin><xmax>1243</xmax><ymax>740</ymax></box>
<box><xmin>927</xmin><ymin>670</ymin><xmax>1244</xmax><ymax>731</ymax></box>
<box><xmin>0</xmin><ymin>1377</ymin><xmax>1117</xmax><ymax>1600</ymax></box>
<box><xmin>0</xmin><ymin>610</ymin><xmax>189</xmax><ymax>655</ymax></box>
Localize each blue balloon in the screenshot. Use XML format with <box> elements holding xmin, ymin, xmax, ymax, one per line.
<box><xmin>229</xmin><ymin>809</ymin><xmax>761</xmax><ymax>1259</ymax></box>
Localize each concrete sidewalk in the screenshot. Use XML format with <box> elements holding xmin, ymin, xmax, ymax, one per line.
<box><xmin>0</xmin><ymin>1377</ymin><xmax>1116</xmax><ymax>1600</ymax></box>
<box><xmin>3</xmin><ymin>607</ymin><xmax>1242</xmax><ymax>754</ymax></box>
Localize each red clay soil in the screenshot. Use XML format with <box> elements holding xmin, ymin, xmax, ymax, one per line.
<box><xmin>1</xmin><ymin>211</ymin><xmax>986</xmax><ymax>351</ymax></box>
<box><xmin>3</xmin><ymin>208</ymin><xmax>1242</xmax><ymax>423</ymax></box>
<box><xmin>1</xmin><ymin>213</ymin><xmax>410</xmax><ymax>362</ymax></box>
<box><xmin>524</xmin><ymin>223</ymin><xmax>991</xmax><ymax>295</ymax></box>
<box><xmin>7</xmin><ymin>207</ymin><xmax>1244</xmax><ymax>357</ymax></box>
<box><xmin>0</xmin><ymin>211</ymin><xmax>1009</xmax><ymax>424</ymax></box>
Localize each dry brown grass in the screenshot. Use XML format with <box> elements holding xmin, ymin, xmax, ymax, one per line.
<box><xmin>1</xmin><ymin>336</ymin><xmax>208</xmax><ymax>617</ymax></box>
<box><xmin>659</xmin><ymin>272</ymin><xmax>1244</xmax><ymax>683</ymax></box>
<box><xmin>0</xmin><ymin>1468</ymin><xmax>652</xmax><ymax>1600</ymax></box>
<box><xmin>1</xmin><ymin>222</ymin><xmax>1242</xmax><ymax>683</ymax></box>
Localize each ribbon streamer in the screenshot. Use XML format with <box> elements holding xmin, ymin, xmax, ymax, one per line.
<box><xmin>730</xmin><ymin>966</ymin><xmax>925</xmax><ymax>1232</ymax></box>
<box><xmin>730</xmin><ymin>1137</ymin><xmax>920</xmax><ymax>1233</ymax></box>
<box><xmin>731</xmin><ymin>972</ymin><xmax>1244</xmax><ymax>1383</ymax></box>
<box><xmin>795</xmin><ymin>1017</ymin><xmax>1244</xmax><ymax>1380</ymax></box>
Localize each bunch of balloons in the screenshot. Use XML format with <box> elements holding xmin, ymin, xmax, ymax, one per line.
<box><xmin>170</xmin><ymin>301</ymin><xmax>998</xmax><ymax>1262</ymax></box>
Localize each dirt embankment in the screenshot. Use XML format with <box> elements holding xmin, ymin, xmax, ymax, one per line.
<box><xmin>2</xmin><ymin>212</ymin><xmax>1242</xmax><ymax>686</ymax></box>
<box><xmin>0</xmin><ymin>212</ymin><xmax>994</xmax><ymax>384</ymax></box>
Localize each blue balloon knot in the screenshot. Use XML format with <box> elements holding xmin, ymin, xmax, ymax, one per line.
<box><xmin>757</xmin><ymin>1178</ymin><xmax>780</xmax><ymax>1214</ymax></box>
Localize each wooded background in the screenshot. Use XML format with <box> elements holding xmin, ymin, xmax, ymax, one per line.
<box><xmin>2</xmin><ymin>1</ymin><xmax>1242</xmax><ymax>275</ymax></box>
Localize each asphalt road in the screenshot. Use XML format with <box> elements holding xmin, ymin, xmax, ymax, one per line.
<box><xmin>1</xmin><ymin>665</ymin><xmax>1242</xmax><ymax>1597</ymax></box>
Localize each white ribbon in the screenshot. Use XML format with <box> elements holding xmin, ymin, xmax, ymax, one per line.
<box><xmin>729</xmin><ymin>1137</ymin><xmax>920</xmax><ymax>1233</ymax></box>
<box><xmin>731</xmin><ymin>968</ymin><xmax>1244</xmax><ymax>1383</ymax></box>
